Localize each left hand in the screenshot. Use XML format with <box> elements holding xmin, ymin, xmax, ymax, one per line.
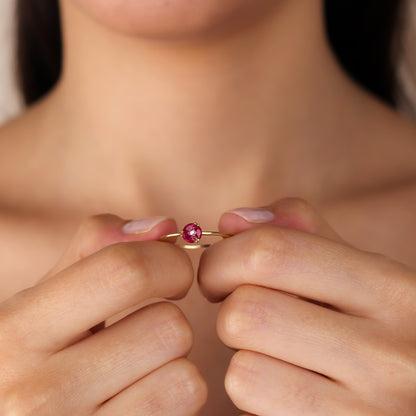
<box><xmin>198</xmin><ymin>198</ymin><xmax>416</xmax><ymax>416</ymax></box>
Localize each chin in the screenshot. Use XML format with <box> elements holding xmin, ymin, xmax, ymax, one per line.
<box><xmin>70</xmin><ymin>0</ymin><xmax>279</xmax><ymax>40</ymax></box>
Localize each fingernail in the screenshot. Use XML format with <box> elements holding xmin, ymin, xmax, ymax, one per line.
<box><xmin>122</xmin><ymin>216</ymin><xmax>170</xmax><ymax>234</ymax></box>
<box><xmin>226</xmin><ymin>208</ymin><xmax>275</xmax><ymax>223</ymax></box>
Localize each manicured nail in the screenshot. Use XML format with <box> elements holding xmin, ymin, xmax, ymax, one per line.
<box><xmin>226</xmin><ymin>207</ymin><xmax>275</xmax><ymax>223</ymax></box>
<box><xmin>122</xmin><ymin>216</ymin><xmax>170</xmax><ymax>234</ymax></box>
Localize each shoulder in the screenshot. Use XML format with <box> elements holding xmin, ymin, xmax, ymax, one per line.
<box><xmin>0</xmin><ymin>98</ymin><xmax>82</xmax><ymax>300</ymax></box>
<box><xmin>320</xmin><ymin>87</ymin><xmax>416</xmax><ymax>267</ymax></box>
<box><xmin>0</xmin><ymin>86</ymin><xmax>75</xmax><ymax>210</ymax></box>
<box><xmin>0</xmin><ymin>102</ymin><xmax>53</xmax><ymax>211</ymax></box>
<box><xmin>0</xmin><ymin>207</ymin><xmax>78</xmax><ymax>301</ymax></box>
<box><xmin>0</xmin><ymin>102</ymin><xmax>78</xmax><ymax>297</ymax></box>
<box><xmin>320</xmin><ymin>179</ymin><xmax>416</xmax><ymax>268</ymax></box>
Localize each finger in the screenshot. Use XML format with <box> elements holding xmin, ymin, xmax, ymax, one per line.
<box><xmin>220</xmin><ymin>197</ymin><xmax>346</xmax><ymax>243</ymax></box>
<box><xmin>1</xmin><ymin>239</ymin><xmax>194</xmax><ymax>353</ymax></box>
<box><xmin>45</xmin><ymin>215</ymin><xmax>178</xmax><ymax>336</ymax></box>
<box><xmin>199</xmin><ymin>223</ymin><xmax>407</xmax><ymax>316</ymax></box>
<box><xmin>52</xmin><ymin>302</ymin><xmax>193</xmax><ymax>408</ymax></box>
<box><xmin>225</xmin><ymin>350</ymin><xmax>370</xmax><ymax>416</ymax></box>
<box><xmin>44</xmin><ymin>214</ymin><xmax>178</xmax><ymax>279</ymax></box>
<box><xmin>95</xmin><ymin>358</ymin><xmax>208</xmax><ymax>416</ymax></box>
<box><xmin>217</xmin><ymin>285</ymin><xmax>373</xmax><ymax>383</ymax></box>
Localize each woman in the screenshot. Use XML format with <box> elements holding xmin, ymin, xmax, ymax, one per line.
<box><xmin>0</xmin><ymin>0</ymin><xmax>415</xmax><ymax>414</ymax></box>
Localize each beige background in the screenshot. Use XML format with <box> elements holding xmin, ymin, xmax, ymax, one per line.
<box><xmin>398</xmin><ymin>0</ymin><xmax>416</xmax><ymax>119</ymax></box>
<box><xmin>0</xmin><ymin>0</ymin><xmax>415</xmax><ymax>125</ymax></box>
<box><xmin>0</xmin><ymin>0</ymin><xmax>21</xmax><ymax>125</ymax></box>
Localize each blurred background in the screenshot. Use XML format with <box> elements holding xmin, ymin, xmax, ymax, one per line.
<box><xmin>0</xmin><ymin>0</ymin><xmax>21</xmax><ymax>124</ymax></box>
<box><xmin>0</xmin><ymin>0</ymin><xmax>416</xmax><ymax>125</ymax></box>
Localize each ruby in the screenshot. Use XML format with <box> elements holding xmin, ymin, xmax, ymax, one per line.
<box><xmin>182</xmin><ymin>222</ymin><xmax>202</xmax><ymax>244</ymax></box>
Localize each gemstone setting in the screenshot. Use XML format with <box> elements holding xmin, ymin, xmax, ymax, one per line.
<box><xmin>182</xmin><ymin>222</ymin><xmax>202</xmax><ymax>244</ymax></box>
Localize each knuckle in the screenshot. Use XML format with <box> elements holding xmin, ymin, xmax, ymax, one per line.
<box><xmin>98</xmin><ymin>242</ymin><xmax>193</xmax><ymax>301</ymax></box>
<box><xmin>100</xmin><ymin>242</ymin><xmax>152</xmax><ymax>295</ymax></box>
<box><xmin>243</xmin><ymin>226</ymin><xmax>289</xmax><ymax>273</ymax></box>
<box><xmin>226</xmin><ymin>350</ymin><xmax>323</xmax><ymax>414</ymax></box>
<box><xmin>218</xmin><ymin>286</ymin><xmax>266</xmax><ymax>343</ymax></box>
<box><xmin>141</xmin><ymin>394</ymin><xmax>164</xmax><ymax>416</ymax></box>
<box><xmin>173</xmin><ymin>359</ymin><xmax>208</xmax><ymax>407</ymax></box>
<box><xmin>225</xmin><ymin>350</ymin><xmax>257</xmax><ymax>404</ymax></box>
<box><xmin>153</xmin><ymin>303</ymin><xmax>193</xmax><ymax>354</ymax></box>
<box><xmin>142</xmin><ymin>359</ymin><xmax>207</xmax><ymax>415</ymax></box>
<box><xmin>283</xmin><ymin>378</ymin><xmax>320</xmax><ymax>413</ymax></box>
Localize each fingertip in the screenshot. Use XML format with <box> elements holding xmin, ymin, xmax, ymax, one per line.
<box><xmin>218</xmin><ymin>212</ymin><xmax>246</xmax><ymax>234</ymax></box>
<box><xmin>268</xmin><ymin>197</ymin><xmax>320</xmax><ymax>233</ymax></box>
<box><xmin>218</xmin><ymin>207</ymin><xmax>275</xmax><ymax>235</ymax></box>
<box><xmin>73</xmin><ymin>216</ymin><xmax>178</xmax><ymax>270</ymax></box>
<box><xmin>219</xmin><ymin>199</ymin><xmax>335</xmax><ymax>238</ymax></box>
<box><xmin>120</xmin><ymin>216</ymin><xmax>178</xmax><ymax>242</ymax></box>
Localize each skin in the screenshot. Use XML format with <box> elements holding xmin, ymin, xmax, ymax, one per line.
<box><xmin>0</xmin><ymin>0</ymin><xmax>415</xmax><ymax>414</ymax></box>
<box><xmin>200</xmin><ymin>199</ymin><xmax>416</xmax><ymax>415</ymax></box>
<box><xmin>0</xmin><ymin>215</ymin><xmax>208</xmax><ymax>415</ymax></box>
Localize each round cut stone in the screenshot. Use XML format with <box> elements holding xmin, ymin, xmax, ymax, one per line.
<box><xmin>182</xmin><ymin>222</ymin><xmax>202</xmax><ymax>244</ymax></box>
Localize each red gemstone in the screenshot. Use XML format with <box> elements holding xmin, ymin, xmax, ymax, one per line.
<box><xmin>182</xmin><ymin>222</ymin><xmax>202</xmax><ymax>244</ymax></box>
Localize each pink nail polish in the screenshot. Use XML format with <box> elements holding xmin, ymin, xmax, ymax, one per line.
<box><xmin>122</xmin><ymin>216</ymin><xmax>170</xmax><ymax>234</ymax></box>
<box><xmin>226</xmin><ymin>208</ymin><xmax>275</xmax><ymax>223</ymax></box>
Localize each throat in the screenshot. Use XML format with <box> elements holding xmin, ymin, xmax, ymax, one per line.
<box><xmin>52</xmin><ymin>0</ymin><xmax>347</xmax><ymax>215</ymax></box>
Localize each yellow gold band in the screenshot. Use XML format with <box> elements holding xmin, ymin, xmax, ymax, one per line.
<box><xmin>160</xmin><ymin>223</ymin><xmax>230</xmax><ymax>249</ymax></box>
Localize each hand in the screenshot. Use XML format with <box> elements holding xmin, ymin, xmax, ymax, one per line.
<box><xmin>199</xmin><ymin>198</ymin><xmax>416</xmax><ymax>416</ymax></box>
<box><xmin>0</xmin><ymin>215</ymin><xmax>207</xmax><ymax>415</ymax></box>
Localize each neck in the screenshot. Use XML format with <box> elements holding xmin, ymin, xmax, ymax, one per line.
<box><xmin>46</xmin><ymin>0</ymin><xmax>355</xmax><ymax>221</ymax></box>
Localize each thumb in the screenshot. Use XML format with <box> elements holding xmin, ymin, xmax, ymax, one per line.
<box><xmin>219</xmin><ymin>197</ymin><xmax>346</xmax><ymax>244</ymax></box>
<box><xmin>42</xmin><ymin>214</ymin><xmax>177</xmax><ymax>280</ymax></box>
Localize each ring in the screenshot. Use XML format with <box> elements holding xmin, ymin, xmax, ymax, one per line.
<box><xmin>160</xmin><ymin>222</ymin><xmax>230</xmax><ymax>249</ymax></box>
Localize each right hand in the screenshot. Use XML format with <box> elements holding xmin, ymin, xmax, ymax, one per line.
<box><xmin>0</xmin><ymin>214</ymin><xmax>207</xmax><ymax>415</ymax></box>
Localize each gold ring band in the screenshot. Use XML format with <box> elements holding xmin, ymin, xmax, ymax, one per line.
<box><xmin>160</xmin><ymin>222</ymin><xmax>230</xmax><ymax>249</ymax></box>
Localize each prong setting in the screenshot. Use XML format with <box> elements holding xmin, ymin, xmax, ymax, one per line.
<box><xmin>182</xmin><ymin>222</ymin><xmax>203</xmax><ymax>244</ymax></box>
